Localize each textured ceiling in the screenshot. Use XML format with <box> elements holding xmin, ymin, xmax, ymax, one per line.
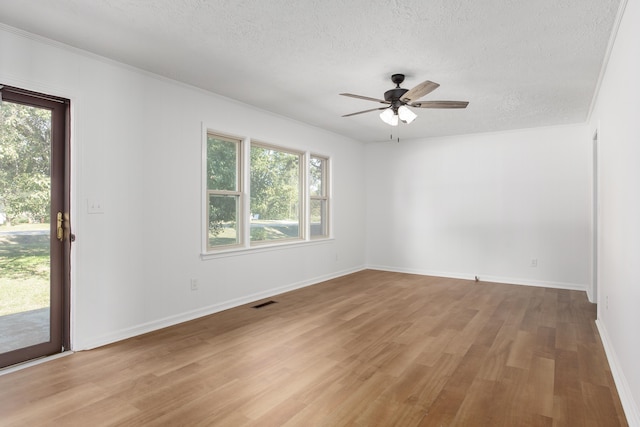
<box><xmin>0</xmin><ymin>0</ymin><xmax>621</xmax><ymax>142</ymax></box>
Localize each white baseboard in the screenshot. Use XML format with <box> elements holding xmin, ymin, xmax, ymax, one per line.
<box><xmin>596</xmin><ymin>320</ymin><xmax>640</xmax><ymax>427</ymax></box>
<box><xmin>76</xmin><ymin>265</ymin><xmax>366</xmax><ymax>351</ymax></box>
<box><xmin>366</xmin><ymin>264</ymin><xmax>587</xmax><ymax>292</ymax></box>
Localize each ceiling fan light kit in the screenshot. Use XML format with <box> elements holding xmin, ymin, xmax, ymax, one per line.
<box><xmin>380</xmin><ymin>105</ymin><xmax>417</xmax><ymax>126</ymax></box>
<box><xmin>398</xmin><ymin>105</ymin><xmax>417</xmax><ymax>124</ymax></box>
<box><xmin>379</xmin><ymin>108</ymin><xmax>399</xmax><ymax>126</ymax></box>
<box><xmin>341</xmin><ymin>73</ymin><xmax>468</xmax><ymax>127</ymax></box>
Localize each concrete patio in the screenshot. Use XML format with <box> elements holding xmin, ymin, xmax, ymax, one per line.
<box><xmin>0</xmin><ymin>308</ymin><xmax>49</xmax><ymax>353</ymax></box>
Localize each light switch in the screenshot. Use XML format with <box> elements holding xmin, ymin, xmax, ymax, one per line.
<box><xmin>87</xmin><ymin>198</ymin><xmax>105</xmax><ymax>214</ymax></box>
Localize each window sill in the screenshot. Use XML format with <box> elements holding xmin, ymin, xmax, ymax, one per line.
<box><xmin>200</xmin><ymin>237</ymin><xmax>334</xmax><ymax>260</ymax></box>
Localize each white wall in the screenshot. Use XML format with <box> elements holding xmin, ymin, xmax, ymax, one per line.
<box><xmin>0</xmin><ymin>25</ymin><xmax>367</xmax><ymax>350</ymax></box>
<box><xmin>588</xmin><ymin>0</ymin><xmax>640</xmax><ymax>424</ymax></box>
<box><xmin>365</xmin><ymin>125</ymin><xmax>591</xmax><ymax>290</ymax></box>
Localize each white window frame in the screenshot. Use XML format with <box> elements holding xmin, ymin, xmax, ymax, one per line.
<box><xmin>201</xmin><ymin>126</ymin><xmax>332</xmax><ymax>258</ymax></box>
<box><xmin>309</xmin><ymin>154</ymin><xmax>330</xmax><ymax>239</ymax></box>
<box><xmin>204</xmin><ymin>132</ymin><xmax>244</xmax><ymax>252</ymax></box>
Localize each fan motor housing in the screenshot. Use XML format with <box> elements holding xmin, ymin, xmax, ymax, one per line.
<box><xmin>384</xmin><ymin>88</ymin><xmax>409</xmax><ymax>103</ymax></box>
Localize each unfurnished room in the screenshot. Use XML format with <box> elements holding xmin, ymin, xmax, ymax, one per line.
<box><xmin>0</xmin><ymin>1</ymin><xmax>638</xmax><ymax>426</ymax></box>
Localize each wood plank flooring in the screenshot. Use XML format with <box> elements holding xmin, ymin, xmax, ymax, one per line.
<box><xmin>0</xmin><ymin>270</ymin><xmax>628</xmax><ymax>426</ymax></box>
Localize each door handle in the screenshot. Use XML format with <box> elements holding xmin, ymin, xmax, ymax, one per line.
<box><xmin>56</xmin><ymin>212</ymin><xmax>72</xmax><ymax>242</ymax></box>
<box><xmin>56</xmin><ymin>212</ymin><xmax>63</xmax><ymax>241</ymax></box>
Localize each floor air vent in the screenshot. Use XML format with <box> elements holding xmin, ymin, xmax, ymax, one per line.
<box><xmin>252</xmin><ymin>300</ymin><xmax>277</xmax><ymax>309</ymax></box>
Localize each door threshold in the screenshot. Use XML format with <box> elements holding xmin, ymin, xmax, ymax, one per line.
<box><xmin>0</xmin><ymin>351</ymin><xmax>74</xmax><ymax>376</ymax></box>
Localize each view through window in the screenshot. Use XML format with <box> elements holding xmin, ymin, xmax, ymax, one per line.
<box><xmin>205</xmin><ymin>131</ymin><xmax>330</xmax><ymax>252</ymax></box>
<box><xmin>207</xmin><ymin>134</ymin><xmax>241</xmax><ymax>248</ymax></box>
<box><xmin>250</xmin><ymin>144</ymin><xmax>301</xmax><ymax>243</ymax></box>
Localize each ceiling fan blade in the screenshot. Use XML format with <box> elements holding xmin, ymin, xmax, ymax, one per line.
<box><xmin>342</xmin><ymin>107</ymin><xmax>388</xmax><ymax>117</ymax></box>
<box><xmin>410</xmin><ymin>100</ymin><xmax>469</xmax><ymax>109</ymax></box>
<box><xmin>340</xmin><ymin>93</ymin><xmax>390</xmax><ymax>104</ymax></box>
<box><xmin>401</xmin><ymin>80</ymin><xmax>440</xmax><ymax>102</ymax></box>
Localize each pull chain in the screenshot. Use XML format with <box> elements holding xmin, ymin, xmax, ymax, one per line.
<box><xmin>390</xmin><ymin>128</ymin><xmax>401</xmax><ymax>143</ymax></box>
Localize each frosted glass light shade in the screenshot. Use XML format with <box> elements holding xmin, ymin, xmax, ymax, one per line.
<box><xmin>380</xmin><ymin>108</ymin><xmax>399</xmax><ymax>126</ymax></box>
<box><xmin>398</xmin><ymin>105</ymin><xmax>417</xmax><ymax>124</ymax></box>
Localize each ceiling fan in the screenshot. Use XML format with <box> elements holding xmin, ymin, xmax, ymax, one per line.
<box><xmin>340</xmin><ymin>74</ymin><xmax>469</xmax><ymax>126</ymax></box>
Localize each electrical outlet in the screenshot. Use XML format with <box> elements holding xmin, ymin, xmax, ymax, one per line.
<box><xmin>530</xmin><ymin>258</ymin><xmax>538</xmax><ymax>268</ymax></box>
<box><xmin>190</xmin><ymin>279</ymin><xmax>198</xmax><ymax>291</ymax></box>
<box><xmin>606</xmin><ymin>295</ymin><xmax>609</xmax><ymax>310</ymax></box>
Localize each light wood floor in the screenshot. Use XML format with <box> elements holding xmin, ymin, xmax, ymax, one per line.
<box><xmin>0</xmin><ymin>270</ymin><xmax>628</xmax><ymax>426</ymax></box>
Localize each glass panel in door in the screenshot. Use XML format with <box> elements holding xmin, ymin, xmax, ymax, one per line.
<box><xmin>0</xmin><ymin>101</ymin><xmax>52</xmax><ymax>353</ymax></box>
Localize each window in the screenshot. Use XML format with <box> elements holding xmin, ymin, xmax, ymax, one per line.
<box><xmin>250</xmin><ymin>143</ymin><xmax>302</xmax><ymax>243</ymax></box>
<box><xmin>204</xmin><ymin>131</ymin><xmax>330</xmax><ymax>253</ymax></box>
<box><xmin>206</xmin><ymin>134</ymin><xmax>241</xmax><ymax>250</ymax></box>
<box><xmin>310</xmin><ymin>155</ymin><xmax>329</xmax><ymax>238</ymax></box>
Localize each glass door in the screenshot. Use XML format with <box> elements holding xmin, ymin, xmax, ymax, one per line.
<box><xmin>0</xmin><ymin>86</ymin><xmax>70</xmax><ymax>369</ymax></box>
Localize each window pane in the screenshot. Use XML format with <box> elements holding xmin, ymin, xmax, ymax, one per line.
<box><xmin>208</xmin><ymin>194</ymin><xmax>239</xmax><ymax>247</ymax></box>
<box><xmin>310</xmin><ymin>156</ymin><xmax>324</xmax><ymax>197</ymax></box>
<box><xmin>250</xmin><ymin>145</ymin><xmax>300</xmax><ymax>242</ymax></box>
<box><xmin>310</xmin><ymin>199</ymin><xmax>328</xmax><ymax>237</ymax></box>
<box><xmin>207</xmin><ymin>135</ymin><xmax>238</xmax><ymax>191</ymax></box>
